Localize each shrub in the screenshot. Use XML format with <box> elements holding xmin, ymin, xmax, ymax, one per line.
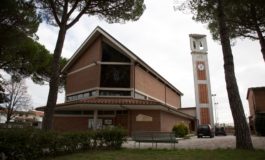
<box><xmin>0</xmin><ymin>128</ymin><xmax>43</xmax><ymax>160</ymax></box>
<box><xmin>255</xmin><ymin>113</ymin><xmax>265</xmax><ymax>136</ymax></box>
<box><xmin>172</xmin><ymin>123</ymin><xmax>188</xmax><ymax>137</ymax></box>
<box><xmin>100</xmin><ymin>126</ymin><xmax>127</xmax><ymax>149</ymax></box>
<box><xmin>0</xmin><ymin>127</ymin><xmax>127</xmax><ymax>159</ymax></box>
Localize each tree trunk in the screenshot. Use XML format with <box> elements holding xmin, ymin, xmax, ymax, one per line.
<box><xmin>256</xmin><ymin>29</ymin><xmax>265</xmax><ymax>62</ymax></box>
<box><xmin>42</xmin><ymin>26</ymin><xmax>67</xmax><ymax>131</ymax></box>
<box><xmin>5</xmin><ymin>104</ymin><xmax>12</xmax><ymax>124</ymax></box>
<box><xmin>5</xmin><ymin>112</ymin><xmax>11</xmax><ymax>124</ymax></box>
<box><xmin>250</xmin><ymin>4</ymin><xmax>265</xmax><ymax>62</ymax></box>
<box><xmin>217</xmin><ymin>0</ymin><xmax>253</xmax><ymax>150</ymax></box>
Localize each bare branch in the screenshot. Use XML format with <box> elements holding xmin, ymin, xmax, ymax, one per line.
<box><xmin>2</xmin><ymin>78</ymin><xmax>31</xmax><ymax>123</ymax></box>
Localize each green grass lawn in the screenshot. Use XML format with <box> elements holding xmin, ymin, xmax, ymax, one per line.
<box><xmin>45</xmin><ymin>149</ymin><xmax>265</xmax><ymax>160</ymax></box>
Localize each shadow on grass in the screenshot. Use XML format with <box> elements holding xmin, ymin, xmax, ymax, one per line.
<box><xmin>43</xmin><ymin>148</ymin><xmax>265</xmax><ymax>160</ymax></box>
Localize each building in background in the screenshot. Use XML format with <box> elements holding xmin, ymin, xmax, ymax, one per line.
<box><xmin>0</xmin><ymin>107</ymin><xmax>7</xmax><ymax>123</ymax></box>
<box><xmin>247</xmin><ymin>86</ymin><xmax>265</xmax><ymax>133</ymax></box>
<box><xmin>0</xmin><ymin>107</ymin><xmax>44</xmax><ymax>128</ymax></box>
<box><xmin>37</xmin><ymin>27</ymin><xmax>196</xmax><ymax>134</ymax></box>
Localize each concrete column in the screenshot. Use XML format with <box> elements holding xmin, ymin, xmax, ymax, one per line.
<box><xmin>93</xmin><ymin>110</ymin><xmax>98</xmax><ymax>130</ymax></box>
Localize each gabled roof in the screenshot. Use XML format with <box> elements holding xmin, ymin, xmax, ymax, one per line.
<box><xmin>62</xmin><ymin>26</ymin><xmax>183</xmax><ymax>96</ymax></box>
<box><xmin>246</xmin><ymin>86</ymin><xmax>265</xmax><ymax>99</ymax></box>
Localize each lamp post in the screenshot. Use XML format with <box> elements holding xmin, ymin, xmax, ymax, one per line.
<box><xmin>214</xmin><ymin>102</ymin><xmax>219</xmax><ymax>125</ymax></box>
<box><xmin>211</xmin><ymin>94</ymin><xmax>218</xmax><ymax>126</ymax></box>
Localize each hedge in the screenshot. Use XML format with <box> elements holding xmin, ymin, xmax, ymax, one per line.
<box><xmin>0</xmin><ymin>126</ymin><xmax>127</xmax><ymax>160</ymax></box>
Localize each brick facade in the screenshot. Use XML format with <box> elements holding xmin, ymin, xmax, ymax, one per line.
<box><xmin>130</xmin><ymin>110</ymin><xmax>161</xmax><ymax>132</ymax></box>
<box><xmin>135</xmin><ymin>65</ymin><xmax>181</xmax><ymax>109</ymax></box>
<box><xmin>165</xmin><ymin>86</ymin><xmax>181</xmax><ymax>109</ymax></box>
<box><xmin>66</xmin><ymin>37</ymin><xmax>102</xmax><ymax>95</ymax></box>
<box><xmin>160</xmin><ymin>111</ymin><xmax>191</xmax><ymax>132</ymax></box>
<box><xmin>198</xmin><ymin>84</ymin><xmax>208</xmax><ymax>103</ymax></box>
<box><xmin>135</xmin><ymin>65</ymin><xmax>166</xmax><ymax>101</ymax></box>
<box><xmin>68</xmin><ymin>37</ymin><xmax>102</xmax><ymax>72</ymax></box>
<box><xmin>247</xmin><ymin>87</ymin><xmax>265</xmax><ymax>133</ymax></box>
<box><xmin>66</xmin><ymin>65</ymin><xmax>100</xmax><ymax>94</ymax></box>
<box><xmin>53</xmin><ymin>116</ymin><xmax>89</xmax><ymax>132</ymax></box>
<box><xmin>247</xmin><ymin>87</ymin><xmax>265</xmax><ymax>116</ymax></box>
<box><xmin>200</xmin><ymin>108</ymin><xmax>210</xmax><ymax>124</ymax></box>
<box><xmin>52</xmin><ymin>110</ymin><xmax>194</xmax><ymax>134</ymax></box>
<box><xmin>248</xmin><ymin>90</ymin><xmax>255</xmax><ymax>117</ymax></box>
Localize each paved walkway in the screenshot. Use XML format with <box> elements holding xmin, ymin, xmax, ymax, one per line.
<box><xmin>123</xmin><ymin>136</ymin><xmax>265</xmax><ymax>150</ymax></box>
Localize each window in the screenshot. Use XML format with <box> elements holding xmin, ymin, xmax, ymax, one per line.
<box><xmin>88</xmin><ymin>119</ymin><xmax>94</xmax><ymax>129</ymax></box>
<box><xmin>104</xmin><ymin>119</ymin><xmax>113</xmax><ymax>125</ymax></box>
<box><xmin>91</xmin><ymin>90</ymin><xmax>97</xmax><ymax>96</ymax></box>
<box><xmin>83</xmin><ymin>111</ymin><xmax>93</xmax><ymax>115</ymax></box>
<box><xmin>55</xmin><ymin>110</ymin><xmax>94</xmax><ymax>115</ymax></box>
<box><xmin>116</xmin><ymin>110</ymin><xmax>128</xmax><ymax>115</ymax></box>
<box><xmin>135</xmin><ymin>92</ymin><xmax>146</xmax><ymax>99</ymax></box>
<box><xmin>84</xmin><ymin>92</ymin><xmax>90</xmax><ymax>98</ymax></box>
<box><xmin>102</xmin><ymin>42</ymin><xmax>130</xmax><ymax>62</ymax></box>
<box><xmin>99</xmin><ymin>90</ymin><xmax>131</xmax><ymax>96</ymax></box>
<box><xmin>98</xmin><ymin>111</ymin><xmax>115</xmax><ymax>115</ymax></box>
<box><xmin>100</xmin><ymin>65</ymin><xmax>130</xmax><ymax>88</ymax></box>
<box><xmin>78</xmin><ymin>94</ymin><xmax>84</xmax><ymax>99</ymax></box>
<box><xmin>66</xmin><ymin>90</ymin><xmax>97</xmax><ymax>102</ymax></box>
<box><xmin>55</xmin><ymin>111</ymin><xmax>82</xmax><ymax>115</ymax></box>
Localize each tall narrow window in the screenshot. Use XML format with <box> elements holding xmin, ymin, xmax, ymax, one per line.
<box><xmin>100</xmin><ymin>42</ymin><xmax>131</xmax><ymax>88</ymax></box>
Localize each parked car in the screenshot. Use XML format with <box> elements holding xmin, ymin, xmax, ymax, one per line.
<box><xmin>215</xmin><ymin>127</ymin><xmax>227</xmax><ymax>136</ymax></box>
<box><xmin>197</xmin><ymin>124</ymin><xmax>214</xmax><ymax>138</ymax></box>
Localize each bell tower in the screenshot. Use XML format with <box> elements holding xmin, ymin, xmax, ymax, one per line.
<box><xmin>189</xmin><ymin>34</ymin><xmax>214</xmax><ymax>127</ymax></box>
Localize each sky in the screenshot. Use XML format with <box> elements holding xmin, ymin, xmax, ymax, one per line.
<box><xmin>25</xmin><ymin>0</ymin><xmax>265</xmax><ymax>124</ymax></box>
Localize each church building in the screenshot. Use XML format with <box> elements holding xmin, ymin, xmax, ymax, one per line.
<box><xmin>38</xmin><ymin>27</ymin><xmax>196</xmax><ymax>134</ymax></box>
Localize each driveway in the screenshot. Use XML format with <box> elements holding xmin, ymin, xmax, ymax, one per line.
<box><xmin>123</xmin><ymin>136</ymin><xmax>265</xmax><ymax>150</ymax></box>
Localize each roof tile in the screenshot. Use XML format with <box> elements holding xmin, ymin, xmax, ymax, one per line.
<box><xmin>78</xmin><ymin>97</ymin><xmax>160</xmax><ymax>105</ymax></box>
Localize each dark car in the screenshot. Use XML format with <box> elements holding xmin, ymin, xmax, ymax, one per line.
<box><xmin>215</xmin><ymin>127</ymin><xmax>227</xmax><ymax>136</ymax></box>
<box><xmin>197</xmin><ymin>124</ymin><xmax>214</xmax><ymax>138</ymax></box>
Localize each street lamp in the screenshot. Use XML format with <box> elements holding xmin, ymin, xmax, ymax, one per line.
<box><xmin>211</xmin><ymin>94</ymin><xmax>218</xmax><ymax>126</ymax></box>
<box><xmin>214</xmin><ymin>102</ymin><xmax>219</xmax><ymax>125</ymax></box>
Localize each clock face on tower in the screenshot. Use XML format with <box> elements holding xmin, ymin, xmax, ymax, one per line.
<box><xmin>197</xmin><ymin>63</ymin><xmax>205</xmax><ymax>71</ymax></box>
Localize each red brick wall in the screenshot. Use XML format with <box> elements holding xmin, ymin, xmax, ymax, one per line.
<box><xmin>160</xmin><ymin>111</ymin><xmax>191</xmax><ymax>132</ymax></box>
<box><xmin>248</xmin><ymin>90</ymin><xmax>255</xmax><ymax>117</ymax></box>
<box><xmin>68</xmin><ymin>37</ymin><xmax>102</xmax><ymax>72</ymax></box>
<box><xmin>166</xmin><ymin>86</ymin><xmax>181</xmax><ymax>109</ymax></box>
<box><xmin>135</xmin><ymin>65</ymin><xmax>165</xmax><ymax>101</ymax></box>
<box><xmin>115</xmin><ymin>115</ymin><xmax>128</xmax><ymax>130</ymax></box>
<box><xmin>200</xmin><ymin>108</ymin><xmax>210</xmax><ymax>124</ymax></box>
<box><xmin>134</xmin><ymin>65</ymin><xmax>181</xmax><ymax>108</ymax></box>
<box><xmin>198</xmin><ymin>84</ymin><xmax>208</xmax><ymax>103</ymax></box>
<box><xmin>66</xmin><ymin>65</ymin><xmax>100</xmax><ymax>94</ymax></box>
<box><xmin>65</xmin><ymin>37</ymin><xmax>102</xmax><ymax>95</ymax></box>
<box><xmin>130</xmin><ymin>110</ymin><xmax>161</xmax><ymax>132</ymax></box>
<box><xmin>254</xmin><ymin>90</ymin><xmax>265</xmax><ymax>112</ymax></box>
<box><xmin>53</xmin><ymin>116</ymin><xmax>88</xmax><ymax>132</ymax></box>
